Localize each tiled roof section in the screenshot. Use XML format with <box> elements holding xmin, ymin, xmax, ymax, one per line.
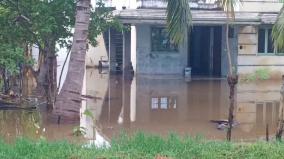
<box><xmin>113</xmin><ymin>9</ymin><xmax>279</xmax><ymax>25</ymax></box>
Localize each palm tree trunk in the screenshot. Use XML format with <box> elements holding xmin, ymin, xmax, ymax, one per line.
<box><xmin>225</xmin><ymin>23</ymin><xmax>233</xmax><ymax>76</ymax></box>
<box><xmin>225</xmin><ymin>19</ymin><xmax>238</xmax><ymax>142</ymax></box>
<box><xmin>276</xmin><ymin>75</ymin><xmax>284</xmax><ymax>140</ymax></box>
<box><xmin>54</xmin><ymin>0</ymin><xmax>91</xmax><ymax>122</ymax></box>
<box><xmin>35</xmin><ymin>41</ymin><xmax>57</xmax><ymax>109</ymax></box>
<box><xmin>226</xmin><ymin>74</ymin><xmax>238</xmax><ymax>141</ymax></box>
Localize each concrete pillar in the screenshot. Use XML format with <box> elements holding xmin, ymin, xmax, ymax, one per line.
<box><xmin>122</xmin><ymin>73</ymin><xmax>133</xmax><ymax>128</ymax></box>
<box><xmin>130</xmin><ymin>76</ymin><xmax>136</xmax><ymax>122</ymax></box>
<box><xmin>131</xmin><ymin>26</ymin><xmax>137</xmax><ymax>73</ymax></box>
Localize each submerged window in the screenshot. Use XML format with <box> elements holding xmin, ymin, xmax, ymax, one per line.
<box><xmin>151</xmin><ymin>98</ymin><xmax>159</xmax><ymax>109</ymax></box>
<box><xmin>256</xmin><ymin>101</ymin><xmax>280</xmax><ymax>124</ymax></box>
<box><xmin>151</xmin><ymin>27</ymin><xmax>178</xmax><ymax>52</ymax></box>
<box><xmin>151</xmin><ymin>96</ymin><xmax>177</xmax><ymax>110</ymax></box>
<box><xmin>258</xmin><ymin>28</ymin><xmax>274</xmax><ymax>54</ymax></box>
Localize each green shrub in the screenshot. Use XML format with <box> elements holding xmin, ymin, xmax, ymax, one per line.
<box><xmin>255</xmin><ymin>68</ymin><xmax>270</xmax><ymax>80</ymax></box>
<box><xmin>243</xmin><ymin>68</ymin><xmax>271</xmax><ymax>82</ymax></box>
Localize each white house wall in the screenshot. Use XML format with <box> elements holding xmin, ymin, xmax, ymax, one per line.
<box><xmin>238</xmin><ymin>56</ymin><xmax>284</xmax><ymax>78</ymax></box>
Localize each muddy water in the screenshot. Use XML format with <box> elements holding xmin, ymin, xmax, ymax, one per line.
<box><xmin>0</xmin><ymin>68</ymin><xmax>282</xmax><ymax>142</ymax></box>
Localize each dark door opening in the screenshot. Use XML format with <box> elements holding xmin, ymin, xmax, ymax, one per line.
<box><xmin>188</xmin><ymin>26</ymin><xmax>222</xmax><ymax>77</ymax></box>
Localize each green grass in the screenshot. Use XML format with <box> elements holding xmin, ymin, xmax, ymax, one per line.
<box><xmin>1</xmin><ymin>133</ymin><xmax>284</xmax><ymax>158</ymax></box>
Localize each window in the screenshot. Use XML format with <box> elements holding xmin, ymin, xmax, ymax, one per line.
<box><xmin>151</xmin><ymin>98</ymin><xmax>159</xmax><ymax>109</ymax></box>
<box><xmin>151</xmin><ymin>27</ymin><xmax>178</xmax><ymax>52</ymax></box>
<box><xmin>151</xmin><ymin>96</ymin><xmax>177</xmax><ymax>110</ymax></box>
<box><xmin>258</xmin><ymin>28</ymin><xmax>274</xmax><ymax>54</ymax></box>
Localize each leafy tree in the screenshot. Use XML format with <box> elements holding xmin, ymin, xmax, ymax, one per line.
<box><xmin>0</xmin><ymin>44</ymin><xmax>24</xmax><ymax>93</ymax></box>
<box><xmin>0</xmin><ymin>0</ymin><xmax>119</xmax><ymax>106</ymax></box>
<box><xmin>0</xmin><ymin>0</ymin><xmax>76</xmax><ymax>104</ymax></box>
<box><xmin>0</xmin><ymin>44</ymin><xmax>25</xmax><ymax>74</ymax></box>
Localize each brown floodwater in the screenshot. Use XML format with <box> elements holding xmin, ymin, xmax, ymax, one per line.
<box><xmin>0</xmin><ymin>68</ymin><xmax>282</xmax><ymax>143</ymax></box>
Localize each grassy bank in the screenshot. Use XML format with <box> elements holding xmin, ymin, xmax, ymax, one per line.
<box><xmin>1</xmin><ymin>133</ymin><xmax>284</xmax><ymax>159</ymax></box>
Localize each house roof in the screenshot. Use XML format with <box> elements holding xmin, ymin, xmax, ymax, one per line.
<box><xmin>113</xmin><ymin>9</ymin><xmax>278</xmax><ymax>25</ymax></box>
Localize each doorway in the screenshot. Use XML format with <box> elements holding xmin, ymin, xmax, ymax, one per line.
<box><xmin>188</xmin><ymin>26</ymin><xmax>222</xmax><ymax>77</ymax></box>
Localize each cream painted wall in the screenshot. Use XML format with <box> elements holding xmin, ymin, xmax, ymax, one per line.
<box><xmin>239</xmin><ymin>56</ymin><xmax>284</xmax><ymax>66</ymax></box>
<box><xmin>236</xmin><ymin>80</ymin><xmax>281</xmax><ymax>132</ymax></box>
<box><xmin>237</xmin><ymin>25</ymin><xmax>284</xmax><ymax>78</ymax></box>
<box><xmin>238</xmin><ymin>56</ymin><xmax>284</xmax><ymax>78</ymax></box>
<box><xmin>86</xmin><ymin>34</ymin><xmax>109</xmax><ymax>67</ymax></box>
<box><xmin>237</xmin><ymin>0</ymin><xmax>282</xmax><ymax>12</ymax></box>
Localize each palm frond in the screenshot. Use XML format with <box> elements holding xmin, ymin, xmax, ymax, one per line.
<box><xmin>220</xmin><ymin>0</ymin><xmax>242</xmax><ymax>20</ymax></box>
<box><xmin>272</xmin><ymin>6</ymin><xmax>284</xmax><ymax>52</ymax></box>
<box><xmin>166</xmin><ymin>0</ymin><xmax>192</xmax><ymax>45</ymax></box>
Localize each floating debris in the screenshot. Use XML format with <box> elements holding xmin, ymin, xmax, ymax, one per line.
<box><xmin>210</xmin><ymin>120</ymin><xmax>240</xmax><ymax>130</ymax></box>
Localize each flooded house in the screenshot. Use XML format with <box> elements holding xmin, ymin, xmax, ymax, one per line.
<box><xmin>81</xmin><ymin>0</ymin><xmax>284</xmax><ymax>141</ymax></box>
<box><xmin>2</xmin><ymin>1</ymin><xmax>284</xmax><ymax>143</ymax></box>
<box><xmin>93</xmin><ymin>0</ymin><xmax>284</xmax><ymax>78</ymax></box>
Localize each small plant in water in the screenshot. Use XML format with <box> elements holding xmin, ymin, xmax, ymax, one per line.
<box><xmin>72</xmin><ymin>109</ymin><xmax>96</xmax><ymax>139</ymax></box>
<box><xmin>83</xmin><ymin>109</ymin><xmax>96</xmax><ymax>140</ymax></box>
<box><xmin>84</xmin><ymin>109</ymin><xmax>95</xmax><ymax>121</ymax></box>
<box><xmin>72</xmin><ymin>126</ymin><xmax>87</xmax><ymax>137</ymax></box>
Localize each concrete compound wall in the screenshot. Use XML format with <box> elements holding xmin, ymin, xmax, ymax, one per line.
<box><xmin>135</xmin><ymin>24</ymin><xmax>188</xmax><ymax>75</ymax></box>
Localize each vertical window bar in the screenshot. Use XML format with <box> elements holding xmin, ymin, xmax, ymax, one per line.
<box><xmin>265</xmin><ymin>29</ymin><xmax>268</xmax><ymax>53</ymax></box>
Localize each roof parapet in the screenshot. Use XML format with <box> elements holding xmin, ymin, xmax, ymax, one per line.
<box><xmin>136</xmin><ymin>0</ymin><xmax>221</xmax><ymax>10</ymax></box>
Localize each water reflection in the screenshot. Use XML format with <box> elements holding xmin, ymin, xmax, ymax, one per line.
<box><xmin>96</xmin><ymin>71</ymin><xmax>282</xmax><ymax>141</ymax></box>
<box><xmin>0</xmin><ymin>109</ymin><xmax>46</xmax><ymax>143</ymax></box>
<box><xmin>0</xmin><ymin>68</ymin><xmax>282</xmax><ymax>142</ymax></box>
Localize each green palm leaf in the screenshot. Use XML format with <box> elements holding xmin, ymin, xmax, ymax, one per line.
<box><xmin>166</xmin><ymin>0</ymin><xmax>192</xmax><ymax>45</ymax></box>
<box><xmin>273</xmin><ymin>5</ymin><xmax>284</xmax><ymax>52</ymax></box>
<box><xmin>220</xmin><ymin>0</ymin><xmax>241</xmax><ymax>20</ymax></box>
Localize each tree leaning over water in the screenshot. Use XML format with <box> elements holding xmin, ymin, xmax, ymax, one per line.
<box><xmin>54</xmin><ymin>0</ymin><xmax>122</xmax><ymax>121</ymax></box>
<box><xmin>54</xmin><ymin>0</ymin><xmax>91</xmax><ymax>121</ymax></box>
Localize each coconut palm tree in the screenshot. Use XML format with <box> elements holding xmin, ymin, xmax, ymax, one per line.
<box><xmin>272</xmin><ymin>4</ymin><xmax>284</xmax><ymax>140</ymax></box>
<box><xmin>54</xmin><ymin>0</ymin><xmax>91</xmax><ymax>121</ymax></box>
<box><xmin>220</xmin><ymin>0</ymin><xmax>240</xmax><ymax>142</ymax></box>
<box><xmin>166</xmin><ymin>0</ymin><xmax>239</xmax><ymax>141</ymax></box>
<box><xmin>272</xmin><ymin>6</ymin><xmax>284</xmax><ymax>52</ymax></box>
